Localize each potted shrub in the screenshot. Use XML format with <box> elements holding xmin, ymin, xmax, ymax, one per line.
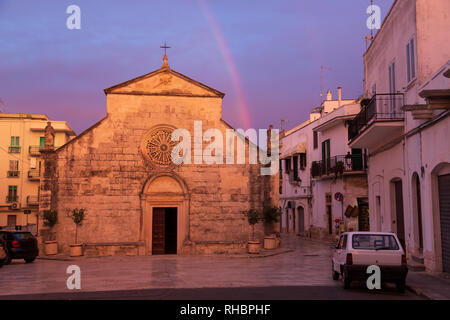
<box><xmin>242</xmin><ymin>209</ymin><xmax>262</xmax><ymax>254</ymax></box>
<box><xmin>263</xmin><ymin>206</ymin><xmax>281</xmax><ymax>250</ymax></box>
<box><xmin>66</xmin><ymin>208</ymin><xmax>86</xmax><ymax>257</ymax></box>
<box><xmin>43</xmin><ymin>210</ymin><xmax>58</xmax><ymax>255</ymax></box>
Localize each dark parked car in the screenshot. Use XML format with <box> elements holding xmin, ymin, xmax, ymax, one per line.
<box><xmin>0</xmin><ymin>239</ymin><xmax>6</xmax><ymax>268</ymax></box>
<box><xmin>0</xmin><ymin>231</ymin><xmax>39</xmax><ymax>264</ymax></box>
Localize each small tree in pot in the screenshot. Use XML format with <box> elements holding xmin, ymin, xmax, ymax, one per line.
<box><xmin>242</xmin><ymin>209</ymin><xmax>262</xmax><ymax>254</ymax></box>
<box><xmin>43</xmin><ymin>210</ymin><xmax>58</xmax><ymax>255</ymax></box>
<box><xmin>66</xmin><ymin>208</ymin><xmax>86</xmax><ymax>257</ymax></box>
<box><xmin>262</xmin><ymin>206</ymin><xmax>281</xmax><ymax>249</ymax></box>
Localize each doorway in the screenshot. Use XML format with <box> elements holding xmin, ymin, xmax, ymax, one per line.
<box><xmin>152</xmin><ymin>207</ymin><xmax>178</xmax><ymax>255</ymax></box>
<box><xmin>297</xmin><ymin>206</ymin><xmax>305</xmax><ymax>236</ymax></box>
<box><xmin>393</xmin><ymin>180</ymin><xmax>406</xmax><ymax>250</ymax></box>
<box><xmin>438</xmin><ymin>174</ymin><xmax>450</xmax><ymax>272</ymax></box>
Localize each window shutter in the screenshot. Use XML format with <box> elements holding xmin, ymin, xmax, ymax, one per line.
<box><xmin>410</xmin><ymin>39</ymin><xmax>415</xmax><ymax>79</ymax></box>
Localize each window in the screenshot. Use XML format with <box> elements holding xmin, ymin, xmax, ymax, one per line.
<box><xmin>313</xmin><ymin>131</ymin><xmax>318</xmax><ymax>149</ymax></box>
<box><xmin>9</xmin><ymin>136</ymin><xmax>20</xmax><ymax>153</ymax></box>
<box><xmin>299</xmin><ymin>153</ymin><xmax>307</xmax><ymax>170</ymax></box>
<box><xmin>8</xmin><ymin>160</ymin><xmax>19</xmax><ymax>177</ymax></box>
<box><xmin>10</xmin><ymin>136</ymin><xmax>19</xmax><ymax>146</ymax></box>
<box><xmin>9</xmin><ymin>160</ymin><xmax>19</xmax><ymax>171</ymax></box>
<box><xmin>279</xmin><ymin>159</ymin><xmax>282</xmax><ymax>177</ymax></box>
<box><xmin>293</xmin><ymin>155</ymin><xmax>299</xmax><ymax>181</ymax></box>
<box><xmin>389</xmin><ymin>61</ymin><xmax>396</xmax><ymax>94</ymax></box>
<box><xmin>352</xmin><ymin>234</ymin><xmax>399</xmax><ymax>250</ymax></box>
<box><xmin>40</xmin><ymin>137</ymin><xmax>45</xmax><ymax>147</ymax></box>
<box><xmin>406</xmin><ymin>38</ymin><xmax>416</xmax><ymax>83</ymax></box>
<box><xmin>389</xmin><ymin>61</ymin><xmax>397</xmax><ymax>110</ymax></box>
<box><xmin>7</xmin><ymin>215</ymin><xmax>17</xmax><ymax>227</ymax></box>
<box><xmin>322</xmin><ymin>139</ymin><xmax>331</xmax><ymax>171</ymax></box>
<box><xmin>7</xmin><ymin>186</ymin><xmax>18</xmax><ymax>202</ymax></box>
<box><xmin>285</xmin><ymin>158</ymin><xmax>291</xmax><ymax>173</ymax></box>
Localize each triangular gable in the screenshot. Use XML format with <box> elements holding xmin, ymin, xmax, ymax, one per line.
<box><xmin>104</xmin><ymin>68</ymin><xmax>225</xmax><ymax>98</ymax></box>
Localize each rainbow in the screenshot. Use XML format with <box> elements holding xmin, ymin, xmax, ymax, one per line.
<box><xmin>196</xmin><ymin>0</ymin><xmax>252</xmax><ymax>129</ymax></box>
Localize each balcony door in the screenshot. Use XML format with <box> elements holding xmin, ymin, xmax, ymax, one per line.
<box><xmin>322</xmin><ymin>139</ymin><xmax>330</xmax><ymax>173</ymax></box>
<box><xmin>393</xmin><ymin>179</ymin><xmax>405</xmax><ymax>250</ymax></box>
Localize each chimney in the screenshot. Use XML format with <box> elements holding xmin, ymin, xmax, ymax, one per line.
<box><xmin>326</xmin><ymin>90</ymin><xmax>332</xmax><ymax>101</ymax></box>
<box><xmin>338</xmin><ymin>87</ymin><xmax>342</xmax><ymax>106</ymax></box>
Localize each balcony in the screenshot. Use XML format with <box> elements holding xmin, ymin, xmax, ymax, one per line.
<box><xmin>348</xmin><ymin>94</ymin><xmax>404</xmax><ymax>149</ymax></box>
<box><xmin>27</xmin><ymin>195</ymin><xmax>39</xmax><ymax>206</ymax></box>
<box><xmin>29</xmin><ymin>145</ymin><xmax>44</xmax><ymax>156</ymax></box>
<box><xmin>28</xmin><ymin>169</ymin><xmax>41</xmax><ymax>181</ymax></box>
<box><xmin>7</xmin><ymin>171</ymin><xmax>20</xmax><ymax>178</ymax></box>
<box><xmin>6</xmin><ymin>195</ymin><xmax>19</xmax><ymax>203</ymax></box>
<box><xmin>8</xmin><ymin>146</ymin><xmax>21</xmax><ymax>153</ymax></box>
<box><xmin>311</xmin><ymin>154</ymin><xmax>367</xmax><ymax>178</ymax></box>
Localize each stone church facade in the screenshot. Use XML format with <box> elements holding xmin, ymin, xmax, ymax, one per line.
<box><xmin>38</xmin><ymin>56</ymin><xmax>278</xmax><ymax>256</ymax></box>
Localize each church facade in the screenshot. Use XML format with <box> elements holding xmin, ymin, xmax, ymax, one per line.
<box><xmin>38</xmin><ymin>56</ymin><xmax>278</xmax><ymax>256</ymax></box>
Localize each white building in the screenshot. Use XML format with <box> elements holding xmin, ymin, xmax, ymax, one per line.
<box><xmin>348</xmin><ymin>0</ymin><xmax>450</xmax><ymax>272</ymax></box>
<box><xmin>280</xmin><ymin>89</ymin><xmax>368</xmax><ymax>240</ymax></box>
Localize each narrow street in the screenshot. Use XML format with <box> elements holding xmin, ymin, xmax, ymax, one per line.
<box><xmin>0</xmin><ymin>236</ymin><xmax>421</xmax><ymax>299</ymax></box>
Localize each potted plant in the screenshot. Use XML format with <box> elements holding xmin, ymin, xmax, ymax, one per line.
<box><xmin>262</xmin><ymin>206</ymin><xmax>281</xmax><ymax>250</ymax></box>
<box><xmin>242</xmin><ymin>209</ymin><xmax>262</xmax><ymax>254</ymax></box>
<box><xmin>67</xmin><ymin>208</ymin><xmax>86</xmax><ymax>257</ymax></box>
<box><xmin>43</xmin><ymin>210</ymin><xmax>58</xmax><ymax>255</ymax></box>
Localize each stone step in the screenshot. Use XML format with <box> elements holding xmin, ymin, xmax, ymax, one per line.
<box><xmin>408</xmin><ymin>260</ymin><xmax>426</xmax><ymax>272</ymax></box>
<box><xmin>411</xmin><ymin>254</ymin><xmax>425</xmax><ymax>264</ymax></box>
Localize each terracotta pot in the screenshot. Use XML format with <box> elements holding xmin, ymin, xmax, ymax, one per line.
<box><xmin>264</xmin><ymin>236</ymin><xmax>276</xmax><ymax>250</ymax></box>
<box><xmin>247</xmin><ymin>240</ymin><xmax>260</xmax><ymax>254</ymax></box>
<box><xmin>45</xmin><ymin>241</ymin><xmax>58</xmax><ymax>255</ymax></box>
<box><xmin>69</xmin><ymin>244</ymin><xmax>83</xmax><ymax>257</ymax></box>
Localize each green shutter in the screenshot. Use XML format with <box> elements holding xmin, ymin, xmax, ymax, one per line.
<box><xmin>40</xmin><ymin>137</ymin><xmax>45</xmax><ymax>147</ymax></box>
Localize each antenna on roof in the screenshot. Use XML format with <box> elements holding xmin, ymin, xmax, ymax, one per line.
<box><xmin>320</xmin><ymin>65</ymin><xmax>332</xmax><ymax>104</ymax></box>
<box><xmin>0</xmin><ymin>98</ymin><xmax>5</xmax><ymax>113</ymax></box>
<box><xmin>280</xmin><ymin>119</ymin><xmax>289</xmax><ymax>131</ymax></box>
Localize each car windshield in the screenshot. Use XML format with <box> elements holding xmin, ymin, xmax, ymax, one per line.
<box><xmin>352</xmin><ymin>234</ymin><xmax>399</xmax><ymax>250</ymax></box>
<box><xmin>12</xmin><ymin>232</ymin><xmax>34</xmax><ymax>240</ymax></box>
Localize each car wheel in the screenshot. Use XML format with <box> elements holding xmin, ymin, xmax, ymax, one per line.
<box><xmin>24</xmin><ymin>257</ymin><xmax>36</xmax><ymax>263</ymax></box>
<box><xmin>332</xmin><ymin>263</ymin><xmax>339</xmax><ymax>280</ymax></box>
<box><xmin>396</xmin><ymin>280</ymin><xmax>406</xmax><ymax>293</ymax></box>
<box><xmin>343</xmin><ymin>271</ymin><xmax>351</xmax><ymax>289</ymax></box>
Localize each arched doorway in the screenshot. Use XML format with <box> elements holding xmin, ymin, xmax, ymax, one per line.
<box><xmin>141</xmin><ymin>173</ymin><xmax>190</xmax><ymax>255</ymax></box>
<box><xmin>297</xmin><ymin>206</ymin><xmax>305</xmax><ymax>236</ymax></box>
<box><xmin>412</xmin><ymin>173</ymin><xmax>424</xmax><ymax>253</ymax></box>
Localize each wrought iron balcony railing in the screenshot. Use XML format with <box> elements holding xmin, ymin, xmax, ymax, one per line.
<box><xmin>28</xmin><ymin>169</ymin><xmax>41</xmax><ymax>180</ymax></box>
<box><xmin>8</xmin><ymin>146</ymin><xmax>21</xmax><ymax>153</ymax></box>
<box><xmin>6</xmin><ymin>195</ymin><xmax>19</xmax><ymax>203</ymax></box>
<box><xmin>348</xmin><ymin>93</ymin><xmax>404</xmax><ymax>141</ymax></box>
<box><xmin>311</xmin><ymin>154</ymin><xmax>367</xmax><ymax>178</ymax></box>
<box><xmin>7</xmin><ymin>171</ymin><xmax>20</xmax><ymax>178</ymax></box>
<box><xmin>29</xmin><ymin>145</ymin><xmax>44</xmax><ymax>155</ymax></box>
<box><xmin>27</xmin><ymin>195</ymin><xmax>39</xmax><ymax>206</ymax></box>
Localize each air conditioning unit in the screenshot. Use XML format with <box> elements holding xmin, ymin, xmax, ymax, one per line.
<box><xmin>9</xmin><ymin>202</ymin><xmax>19</xmax><ymax>210</ymax></box>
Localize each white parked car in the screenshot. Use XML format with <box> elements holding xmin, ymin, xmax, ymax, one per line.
<box><xmin>331</xmin><ymin>232</ymin><xmax>408</xmax><ymax>292</ymax></box>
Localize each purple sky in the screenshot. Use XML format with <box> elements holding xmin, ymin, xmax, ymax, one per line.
<box><xmin>0</xmin><ymin>0</ymin><xmax>394</xmax><ymax>134</ymax></box>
